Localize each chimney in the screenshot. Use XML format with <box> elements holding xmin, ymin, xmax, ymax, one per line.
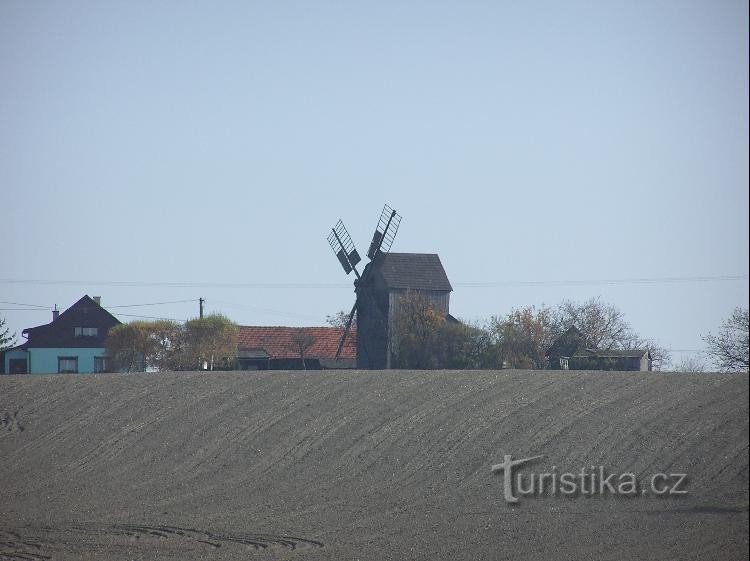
<box><xmin>52</xmin><ymin>305</ymin><xmax>59</xmax><ymax>322</ymax></box>
<box><xmin>93</xmin><ymin>296</ymin><xmax>101</xmax><ymax>306</ymax></box>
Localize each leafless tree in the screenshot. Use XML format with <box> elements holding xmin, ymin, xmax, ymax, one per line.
<box><xmin>556</xmin><ymin>297</ymin><xmax>630</xmax><ymax>349</ymax></box>
<box><xmin>674</xmin><ymin>356</ymin><xmax>708</xmax><ymax>373</ymax></box>
<box><xmin>621</xmin><ymin>334</ymin><xmax>671</xmax><ymax>372</ymax></box>
<box><xmin>289</xmin><ymin>329</ymin><xmax>316</xmax><ymax>370</ymax></box>
<box><xmin>704</xmin><ymin>308</ymin><xmax>749</xmax><ymax>372</ymax></box>
<box><xmin>326</xmin><ymin>310</ymin><xmax>356</xmax><ymax>330</ymax></box>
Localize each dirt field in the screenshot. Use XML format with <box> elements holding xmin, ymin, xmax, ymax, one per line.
<box><xmin>0</xmin><ymin>370</ymin><xmax>747</xmax><ymax>560</ymax></box>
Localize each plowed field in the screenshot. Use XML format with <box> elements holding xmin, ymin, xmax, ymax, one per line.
<box><xmin>1</xmin><ymin>370</ymin><xmax>747</xmax><ymax>560</ymax></box>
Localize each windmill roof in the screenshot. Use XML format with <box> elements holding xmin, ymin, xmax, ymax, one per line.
<box><xmin>237</xmin><ymin>326</ymin><xmax>356</xmax><ymax>360</ymax></box>
<box><xmin>372</xmin><ymin>253</ymin><xmax>452</xmax><ymax>291</ymax></box>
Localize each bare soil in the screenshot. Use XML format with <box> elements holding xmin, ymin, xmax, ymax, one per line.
<box><xmin>1</xmin><ymin>370</ymin><xmax>747</xmax><ymax>560</ymax></box>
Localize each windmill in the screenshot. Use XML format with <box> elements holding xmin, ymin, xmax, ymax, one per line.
<box><xmin>327</xmin><ymin>204</ymin><xmax>402</xmax><ymax>363</ymax></box>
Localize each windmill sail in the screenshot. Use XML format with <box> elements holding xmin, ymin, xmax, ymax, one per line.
<box><xmin>367</xmin><ymin>204</ymin><xmax>401</xmax><ymax>259</ymax></box>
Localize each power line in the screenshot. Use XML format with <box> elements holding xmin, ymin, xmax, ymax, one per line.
<box><xmin>0</xmin><ymin>300</ymin><xmax>52</xmax><ymax>309</ymax></box>
<box><xmin>208</xmin><ymin>300</ymin><xmax>322</xmax><ymax>322</ymax></box>
<box><xmin>110</xmin><ymin>312</ymin><xmax>187</xmax><ymax>322</ymax></box>
<box><xmin>107</xmin><ymin>299</ymin><xmax>196</xmax><ymax>308</ymax></box>
<box><xmin>0</xmin><ymin>278</ymin><xmax>348</xmax><ymax>289</ymax></box>
<box><xmin>0</xmin><ymin>274</ymin><xmax>746</xmax><ymax>289</ymax></box>
<box><xmin>454</xmin><ymin>275</ymin><xmax>749</xmax><ymax>288</ymax></box>
<box><xmin>0</xmin><ymin>299</ymin><xmax>196</xmax><ymax>311</ymax></box>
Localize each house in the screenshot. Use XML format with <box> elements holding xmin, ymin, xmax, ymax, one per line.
<box><xmin>355</xmin><ymin>252</ymin><xmax>452</xmax><ymax>369</ymax></box>
<box><xmin>236</xmin><ymin>326</ymin><xmax>356</xmax><ymax>370</ymax></box>
<box><xmin>3</xmin><ymin>295</ymin><xmax>120</xmax><ymax>374</ymax></box>
<box><xmin>569</xmin><ymin>348</ymin><xmax>652</xmax><ymax>372</ymax></box>
<box><xmin>546</xmin><ymin>327</ymin><xmax>652</xmax><ymax>371</ymax></box>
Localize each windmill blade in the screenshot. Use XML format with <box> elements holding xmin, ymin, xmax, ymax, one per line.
<box><xmin>335</xmin><ymin>300</ymin><xmax>357</xmax><ymax>360</ymax></box>
<box><xmin>367</xmin><ymin>204</ymin><xmax>401</xmax><ymax>259</ymax></box>
<box><xmin>327</xmin><ymin>220</ymin><xmax>361</xmax><ymax>278</ymax></box>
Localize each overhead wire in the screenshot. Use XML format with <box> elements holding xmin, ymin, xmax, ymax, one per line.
<box><xmin>106</xmin><ymin>299</ymin><xmax>196</xmax><ymax>308</ymax></box>
<box><xmin>110</xmin><ymin>312</ymin><xmax>187</xmax><ymax>322</ymax></box>
<box><xmin>0</xmin><ymin>274</ymin><xmax>746</xmax><ymax>289</ymax></box>
<box><xmin>0</xmin><ymin>300</ymin><xmax>53</xmax><ymax>309</ymax></box>
<box><xmin>454</xmin><ymin>274</ymin><xmax>749</xmax><ymax>288</ymax></box>
<box><xmin>207</xmin><ymin>300</ymin><xmax>321</xmax><ymax>323</ymax></box>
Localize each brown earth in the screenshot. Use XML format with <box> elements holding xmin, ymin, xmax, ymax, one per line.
<box><xmin>0</xmin><ymin>370</ymin><xmax>747</xmax><ymax>560</ymax></box>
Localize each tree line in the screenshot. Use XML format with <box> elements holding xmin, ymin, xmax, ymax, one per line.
<box><xmin>105</xmin><ymin>314</ymin><xmax>239</xmax><ymax>372</ymax></box>
<box><xmin>385</xmin><ymin>294</ymin><xmax>673</xmax><ymax>370</ymax></box>
<box><xmin>1</xmin><ymin>300</ymin><xmax>746</xmax><ymax>373</ymax></box>
<box><xmin>104</xmin><ymin>300</ymin><xmax>748</xmax><ymax>373</ymax></box>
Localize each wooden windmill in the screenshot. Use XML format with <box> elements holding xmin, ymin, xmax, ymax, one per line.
<box><xmin>327</xmin><ymin>205</ymin><xmax>453</xmax><ymax>369</ymax></box>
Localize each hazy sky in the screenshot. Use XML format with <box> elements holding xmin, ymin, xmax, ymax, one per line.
<box><xmin>1</xmin><ymin>1</ymin><xmax>748</xmax><ymax>368</ymax></box>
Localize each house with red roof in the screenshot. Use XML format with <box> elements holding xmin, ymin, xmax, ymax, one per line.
<box><xmin>236</xmin><ymin>326</ymin><xmax>356</xmax><ymax>370</ymax></box>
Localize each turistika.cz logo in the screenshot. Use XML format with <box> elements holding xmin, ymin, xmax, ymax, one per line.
<box><xmin>491</xmin><ymin>455</ymin><xmax>688</xmax><ymax>504</ymax></box>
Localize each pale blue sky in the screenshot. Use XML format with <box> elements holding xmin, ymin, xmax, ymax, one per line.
<box><xmin>1</xmin><ymin>1</ymin><xmax>748</xmax><ymax>367</ymax></box>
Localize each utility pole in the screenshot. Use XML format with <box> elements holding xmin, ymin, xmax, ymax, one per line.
<box><xmin>199</xmin><ymin>298</ymin><xmax>204</xmax><ymax>319</ymax></box>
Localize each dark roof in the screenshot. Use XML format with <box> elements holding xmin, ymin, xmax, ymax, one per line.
<box><xmin>18</xmin><ymin>295</ymin><xmax>120</xmax><ymax>349</ymax></box>
<box><xmin>237</xmin><ymin>326</ymin><xmax>356</xmax><ymax>360</ymax></box>
<box><xmin>573</xmin><ymin>348</ymin><xmax>651</xmax><ymax>359</ymax></box>
<box><xmin>369</xmin><ymin>253</ymin><xmax>452</xmax><ymax>291</ymax></box>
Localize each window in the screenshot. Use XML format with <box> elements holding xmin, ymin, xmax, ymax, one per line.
<box><xmin>74</xmin><ymin>327</ymin><xmax>98</xmax><ymax>337</ymax></box>
<box><xmin>9</xmin><ymin>359</ymin><xmax>28</xmax><ymax>374</ymax></box>
<box><xmin>58</xmin><ymin>357</ymin><xmax>78</xmax><ymax>374</ymax></box>
<box><xmin>94</xmin><ymin>357</ymin><xmax>108</xmax><ymax>373</ymax></box>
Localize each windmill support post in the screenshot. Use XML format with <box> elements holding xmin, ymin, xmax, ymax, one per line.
<box><xmin>335</xmin><ymin>301</ymin><xmax>357</xmax><ymax>360</ymax></box>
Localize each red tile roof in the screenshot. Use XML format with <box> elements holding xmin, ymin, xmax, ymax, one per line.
<box><xmin>237</xmin><ymin>326</ymin><xmax>356</xmax><ymax>360</ymax></box>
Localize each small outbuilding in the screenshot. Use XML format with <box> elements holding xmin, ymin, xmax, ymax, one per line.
<box><xmin>546</xmin><ymin>326</ymin><xmax>652</xmax><ymax>371</ymax></box>
<box><xmin>569</xmin><ymin>348</ymin><xmax>652</xmax><ymax>372</ymax></box>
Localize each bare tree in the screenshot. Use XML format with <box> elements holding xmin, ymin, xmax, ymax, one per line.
<box><xmin>621</xmin><ymin>334</ymin><xmax>671</xmax><ymax>372</ymax></box>
<box><xmin>289</xmin><ymin>329</ymin><xmax>316</xmax><ymax>370</ymax></box>
<box><xmin>704</xmin><ymin>308</ymin><xmax>749</xmax><ymax>372</ymax></box>
<box><xmin>674</xmin><ymin>356</ymin><xmax>708</xmax><ymax>373</ymax></box>
<box><xmin>326</xmin><ymin>310</ymin><xmax>356</xmax><ymax>330</ymax></box>
<box><xmin>556</xmin><ymin>297</ymin><xmax>630</xmax><ymax>349</ymax></box>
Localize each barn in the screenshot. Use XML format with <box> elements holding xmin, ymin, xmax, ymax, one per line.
<box><xmin>236</xmin><ymin>326</ymin><xmax>356</xmax><ymax>370</ymax></box>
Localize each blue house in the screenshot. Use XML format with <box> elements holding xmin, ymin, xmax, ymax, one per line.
<box><xmin>3</xmin><ymin>295</ymin><xmax>120</xmax><ymax>374</ymax></box>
